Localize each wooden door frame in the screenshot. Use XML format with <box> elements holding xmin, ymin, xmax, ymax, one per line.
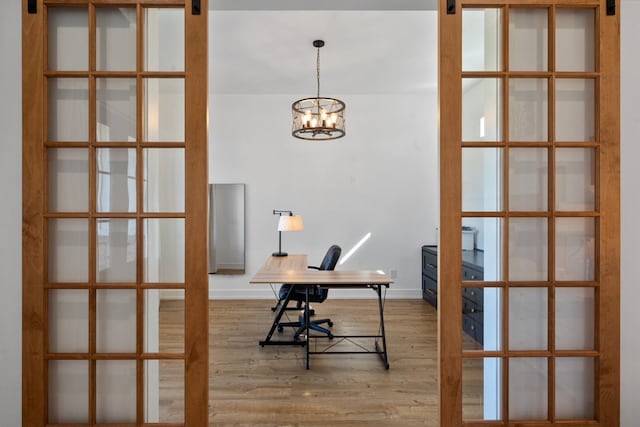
<box><xmin>22</xmin><ymin>1</ymin><xmax>208</xmax><ymax>425</ymax></box>
<box><xmin>438</xmin><ymin>0</ymin><xmax>464</xmax><ymax>422</ymax></box>
<box><xmin>438</xmin><ymin>0</ymin><xmax>620</xmax><ymax>424</ymax></box>
<box><xmin>184</xmin><ymin>0</ymin><xmax>209</xmax><ymax>424</ymax></box>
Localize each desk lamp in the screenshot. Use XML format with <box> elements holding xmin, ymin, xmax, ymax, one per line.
<box><xmin>272</xmin><ymin>210</ymin><xmax>304</xmax><ymax>257</ymax></box>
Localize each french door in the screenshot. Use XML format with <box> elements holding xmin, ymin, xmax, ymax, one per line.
<box><xmin>439</xmin><ymin>0</ymin><xmax>619</xmax><ymax>425</ymax></box>
<box><xmin>22</xmin><ymin>1</ymin><xmax>208</xmax><ymax>425</ymax></box>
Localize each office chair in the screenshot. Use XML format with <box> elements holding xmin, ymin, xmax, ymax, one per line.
<box><xmin>271</xmin><ymin>244</ymin><xmax>341</xmax><ymax>315</ymax></box>
<box><xmin>276</xmin><ymin>244</ymin><xmax>341</xmax><ymax>340</ymax></box>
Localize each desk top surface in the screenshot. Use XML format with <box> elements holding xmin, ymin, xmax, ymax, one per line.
<box><xmin>250</xmin><ymin>254</ymin><xmax>393</xmax><ymax>285</ymax></box>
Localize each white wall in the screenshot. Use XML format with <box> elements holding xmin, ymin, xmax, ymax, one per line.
<box><xmin>2</xmin><ymin>2</ymin><xmax>640</xmax><ymax>424</ymax></box>
<box><xmin>620</xmin><ymin>0</ymin><xmax>640</xmax><ymax>424</ymax></box>
<box><xmin>208</xmin><ymin>93</ymin><xmax>439</xmax><ymax>298</ymax></box>
<box><xmin>0</xmin><ymin>1</ymin><xmax>22</xmax><ymax>425</ymax></box>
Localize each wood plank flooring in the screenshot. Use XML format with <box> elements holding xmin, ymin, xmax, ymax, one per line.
<box><xmin>159</xmin><ymin>298</ymin><xmax>442</xmax><ymax>426</ymax></box>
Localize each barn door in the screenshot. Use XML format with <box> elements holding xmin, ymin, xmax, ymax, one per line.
<box><xmin>439</xmin><ymin>0</ymin><xmax>619</xmax><ymax>425</ymax></box>
<box><xmin>22</xmin><ymin>1</ymin><xmax>208</xmax><ymax>425</ymax></box>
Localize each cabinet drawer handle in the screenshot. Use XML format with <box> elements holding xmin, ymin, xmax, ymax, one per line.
<box><xmin>470</xmin><ymin>290</ymin><xmax>476</xmax><ymax>296</ymax></box>
<box><xmin>426</xmin><ymin>263</ymin><xmax>437</xmax><ymax>269</ymax></box>
<box><xmin>470</xmin><ymin>274</ymin><xmax>477</xmax><ymax>280</ymax></box>
<box><xmin>471</xmin><ymin>325</ymin><xmax>476</xmax><ymax>330</ymax></box>
<box><xmin>426</xmin><ymin>288</ymin><xmax>436</xmax><ymax>296</ymax></box>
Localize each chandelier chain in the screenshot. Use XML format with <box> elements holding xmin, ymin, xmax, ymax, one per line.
<box><xmin>316</xmin><ymin>46</ymin><xmax>321</xmax><ymax>100</ymax></box>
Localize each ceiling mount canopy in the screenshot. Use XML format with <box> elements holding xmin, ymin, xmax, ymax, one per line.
<box><xmin>292</xmin><ymin>39</ymin><xmax>346</xmax><ymax>141</ymax></box>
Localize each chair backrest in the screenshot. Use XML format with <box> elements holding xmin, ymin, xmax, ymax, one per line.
<box><xmin>309</xmin><ymin>245</ymin><xmax>341</xmax><ymax>302</ymax></box>
<box><xmin>319</xmin><ymin>244</ymin><xmax>341</xmax><ymax>271</ymax></box>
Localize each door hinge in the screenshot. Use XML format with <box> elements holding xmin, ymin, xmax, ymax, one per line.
<box><xmin>447</xmin><ymin>0</ymin><xmax>456</xmax><ymax>14</ymax></box>
<box><xmin>28</xmin><ymin>0</ymin><xmax>37</xmax><ymax>14</ymax></box>
<box><xmin>192</xmin><ymin>0</ymin><xmax>201</xmax><ymax>15</ymax></box>
<box><xmin>607</xmin><ymin>0</ymin><xmax>616</xmax><ymax>15</ymax></box>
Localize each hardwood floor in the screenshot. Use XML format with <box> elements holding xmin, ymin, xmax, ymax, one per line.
<box><xmin>160</xmin><ymin>298</ymin><xmax>441</xmax><ymax>426</ymax></box>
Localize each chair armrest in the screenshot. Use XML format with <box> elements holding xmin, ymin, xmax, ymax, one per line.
<box><xmin>307</xmin><ymin>265</ymin><xmax>321</xmax><ymax>270</ymax></box>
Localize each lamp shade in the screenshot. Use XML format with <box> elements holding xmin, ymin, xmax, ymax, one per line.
<box><xmin>277</xmin><ymin>215</ymin><xmax>304</xmax><ymax>232</ymax></box>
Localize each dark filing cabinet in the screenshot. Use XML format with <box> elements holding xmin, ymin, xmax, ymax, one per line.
<box><xmin>421</xmin><ymin>245</ymin><xmax>484</xmax><ymax>344</ymax></box>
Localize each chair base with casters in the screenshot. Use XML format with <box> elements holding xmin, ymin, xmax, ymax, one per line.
<box><xmin>278</xmin><ymin>309</ymin><xmax>334</xmax><ymax>341</ymax></box>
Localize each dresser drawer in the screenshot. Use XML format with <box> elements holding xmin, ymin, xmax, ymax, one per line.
<box><xmin>462</xmin><ymin>286</ymin><xmax>484</xmax><ymax>306</ymax></box>
<box><xmin>422</xmin><ymin>274</ymin><xmax>437</xmax><ymax>308</ymax></box>
<box><xmin>462</xmin><ymin>297</ymin><xmax>483</xmax><ymax>324</ymax></box>
<box><xmin>422</xmin><ymin>247</ymin><xmax>438</xmax><ymax>279</ymax></box>
<box><xmin>463</xmin><ymin>315</ymin><xmax>483</xmax><ymax>345</ymax></box>
<box><xmin>462</xmin><ymin>264</ymin><xmax>483</xmax><ymax>281</ymax></box>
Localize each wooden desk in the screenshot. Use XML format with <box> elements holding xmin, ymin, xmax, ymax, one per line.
<box><xmin>250</xmin><ymin>255</ymin><xmax>393</xmax><ymax>369</ymax></box>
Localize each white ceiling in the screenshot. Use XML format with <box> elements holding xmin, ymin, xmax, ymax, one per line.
<box><xmin>210</xmin><ymin>0</ymin><xmax>437</xmax><ymax>11</ymax></box>
<box><xmin>209</xmin><ymin>10</ymin><xmax>438</xmax><ymax>95</ymax></box>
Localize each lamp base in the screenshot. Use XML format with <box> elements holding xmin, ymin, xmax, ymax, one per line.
<box><xmin>272</xmin><ymin>251</ymin><xmax>288</xmax><ymax>257</ymax></box>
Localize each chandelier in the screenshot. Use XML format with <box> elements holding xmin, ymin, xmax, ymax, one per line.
<box><xmin>292</xmin><ymin>40</ymin><xmax>346</xmax><ymax>141</ymax></box>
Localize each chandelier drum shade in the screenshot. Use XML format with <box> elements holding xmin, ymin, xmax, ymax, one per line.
<box><xmin>292</xmin><ymin>40</ymin><xmax>346</xmax><ymax>141</ymax></box>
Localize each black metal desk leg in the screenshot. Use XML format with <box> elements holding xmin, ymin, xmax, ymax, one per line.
<box><xmin>305</xmin><ymin>285</ymin><xmax>310</xmax><ymax>369</ymax></box>
<box><xmin>374</xmin><ymin>285</ymin><xmax>390</xmax><ymax>369</ymax></box>
<box><xmin>259</xmin><ymin>285</ymin><xmax>296</xmax><ymax>346</ymax></box>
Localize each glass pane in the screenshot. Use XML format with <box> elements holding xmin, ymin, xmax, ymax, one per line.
<box><xmin>509</xmin><ymin>358</ymin><xmax>548</xmax><ymax>419</ymax></box>
<box><xmin>96</xmin><ymin>8</ymin><xmax>136</xmax><ymax>71</ymax></box>
<box><xmin>556</xmin><ymin>9</ymin><xmax>595</xmax><ymax>72</ymax></box>
<box><xmin>96</xmin><ymin>290</ymin><xmax>136</xmax><ymax>352</ymax></box>
<box><xmin>48</xmin><ymin>7</ymin><xmax>88</xmax><ymax>71</ymax></box>
<box><xmin>144</xmin><ymin>289</ymin><xmax>184</xmax><ymax>353</ymax></box>
<box><xmin>463</xmin><ymin>287</ymin><xmax>502</xmax><ymax>352</ymax></box>
<box><xmin>145</xmin><ymin>359</ymin><xmax>185</xmax><ymax>423</ymax></box>
<box><xmin>462</xmin><ymin>78</ymin><xmax>502</xmax><ymax>142</ymax></box>
<box><xmin>555</xmin><ymin>148</ymin><xmax>596</xmax><ymax>211</ymax></box>
<box><xmin>48</xmin><ymin>289</ymin><xmax>88</xmax><ymax>353</ymax></box>
<box><xmin>48</xmin><ymin>360</ymin><xmax>89</xmax><ymax>423</ymax></box>
<box><xmin>509</xmin><ymin>287</ymin><xmax>548</xmax><ymax>350</ymax></box>
<box><xmin>48</xmin><ymin>78</ymin><xmax>89</xmax><ymax>142</ymax></box>
<box><xmin>144</xmin><ymin>78</ymin><xmax>185</xmax><ymax>142</ymax></box>
<box><xmin>509</xmin><ymin>147</ymin><xmax>548</xmax><ymax>211</ymax></box>
<box><xmin>509</xmin><ymin>218</ymin><xmax>548</xmax><ymax>281</ymax></box>
<box><xmin>144</xmin><ymin>219</ymin><xmax>185</xmax><ymax>283</ymax></box>
<box><xmin>48</xmin><ymin>219</ymin><xmax>88</xmax><ymax>282</ymax></box>
<box><xmin>509</xmin><ymin>78</ymin><xmax>548</xmax><ymax>142</ymax></box>
<box><xmin>555</xmin><ymin>217</ymin><xmax>595</xmax><ymax>281</ymax></box>
<box><xmin>144</xmin><ymin>148</ymin><xmax>185</xmax><ymax>212</ymax></box>
<box><xmin>96</xmin><ymin>148</ymin><xmax>137</xmax><ymax>213</ymax></box>
<box><xmin>556</xmin><ymin>79</ymin><xmax>595</xmax><ymax>142</ymax></box>
<box><xmin>48</xmin><ymin>148</ymin><xmax>88</xmax><ymax>212</ymax></box>
<box><xmin>97</xmin><ymin>219</ymin><xmax>136</xmax><ymax>283</ymax></box>
<box><xmin>462</xmin><ymin>357</ymin><xmax>502</xmax><ymax>421</ymax></box>
<box><xmin>96</xmin><ymin>360</ymin><xmax>136</xmax><ymax>423</ymax></box>
<box><xmin>462</xmin><ymin>148</ymin><xmax>503</xmax><ymax>212</ymax></box>
<box><xmin>556</xmin><ymin>287</ymin><xmax>595</xmax><ymax>350</ymax></box>
<box><xmin>462</xmin><ymin>8</ymin><xmax>502</xmax><ymax>71</ymax></box>
<box><xmin>462</xmin><ymin>217</ymin><xmax>503</xmax><ymax>281</ymax></box>
<box><xmin>145</xmin><ymin>8</ymin><xmax>184</xmax><ymax>71</ymax></box>
<box><xmin>509</xmin><ymin>8</ymin><xmax>548</xmax><ymax>71</ymax></box>
<box><xmin>555</xmin><ymin>357</ymin><xmax>595</xmax><ymax>419</ymax></box>
<box><xmin>96</xmin><ymin>78</ymin><xmax>136</xmax><ymax>142</ymax></box>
